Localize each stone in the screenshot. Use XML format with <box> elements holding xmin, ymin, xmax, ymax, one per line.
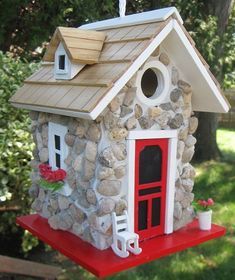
<box><xmin>29</xmin><ymin>121</ymin><xmax>38</xmax><ymax>132</ymax></box>
<box><xmin>170</xmin><ymin>88</ymin><xmax>182</xmax><ymax>102</ymax></box>
<box><xmin>160</xmin><ymin>102</ymin><xmax>174</xmax><ymax>111</ymax></box>
<box><xmin>155</xmin><ymin>111</ymin><xmax>171</xmax><ymax>128</ymax></box>
<box><xmin>74</xmin><ymin>138</ymin><xmax>86</xmax><ymax>155</ymax></box>
<box><xmin>159</xmin><ymin>52</ymin><xmax>170</xmax><ymax>65</ymax></box>
<box><xmin>175</xmin><ymin>186</ymin><xmax>185</xmax><ymax>202</ymax></box>
<box><xmin>168</xmin><ymin>113</ymin><xmax>184</xmax><ymax>129</ymax></box>
<box><xmin>120</xmin><ymin>106</ymin><xmax>133</xmax><ymax>118</ymax></box>
<box><xmin>138</xmin><ymin>116</ymin><xmax>153</xmax><ymax>129</ymax></box>
<box><xmin>28</xmin><ymin>184</ymin><xmax>39</xmax><ymax>198</ymax></box>
<box><xmin>181</xmin><ymin>192</ymin><xmax>194</xmax><ymax>208</ymax></box>
<box><xmin>58</xmin><ymin>195</ymin><xmax>70</xmax><ymax>210</ymax></box>
<box><xmin>29</xmin><ymin>111</ymin><xmax>39</xmax><ymax>121</ymax></box>
<box><xmin>97</xmin><ymin>180</ymin><xmax>121</xmax><ymax>196</ymax></box>
<box><xmin>90</xmin><ymin>229</ymin><xmax>111</xmax><ymax>250</ymax></box>
<box><xmin>72</xmin><ymin>222</ymin><xmax>84</xmax><ymax>236</ymax></box>
<box><xmin>185</xmin><ymin>135</ymin><xmax>197</xmax><ymax>147</ymax></box>
<box><xmin>174</xmin><ymin>202</ymin><xmax>182</xmax><ymax>220</ymax></box>
<box><xmin>98</xmin><ymin>147</ymin><xmax>116</xmax><ymax>168</ymax></box>
<box><xmin>75</xmin><ymin>122</ymin><xmax>86</xmax><ymax>138</ymax></box>
<box><xmin>171</xmin><ymin>66</ymin><xmax>179</xmax><ymax>85</ymax></box>
<box><xmin>115</xmin><ymin>199</ymin><xmax>127</xmax><ymax>215</ymax></box>
<box><xmin>85</xmin><ymin>141</ymin><xmax>97</xmax><ymax>162</ymax></box>
<box><xmin>188</xmin><ymin>117</ymin><xmax>198</xmax><ymax>134</ymax></box>
<box><xmin>123</xmin><ymin>87</ymin><xmax>136</xmax><ymax>106</ymax></box>
<box><xmin>49</xmin><ymin>197</ymin><xmax>59</xmax><ymax>211</ymax></box>
<box><xmin>98</xmin><ymin>198</ymin><xmax>115</xmax><ymax>215</ymax></box>
<box><xmin>183</xmin><ymin>91</ymin><xmax>192</xmax><ymax>105</ymax></box>
<box><xmin>109</xmin><ymin>127</ymin><xmax>128</xmax><ymax>141</ymax></box>
<box><xmin>114</xmin><ymin>165</ymin><xmax>126</xmax><ymax>179</ymax></box>
<box><xmin>148</xmin><ymin>107</ymin><xmax>163</xmax><ymax>119</ymax></box>
<box><xmin>182</xmin><ymin>146</ymin><xmax>195</xmax><ymax>163</ymax></box>
<box><xmin>182</xmin><ymin>105</ymin><xmax>192</xmax><ymax>119</ymax></box>
<box><xmin>83</xmin><ymin>159</ymin><xmax>95</xmax><ymax>181</ymax></box>
<box><xmin>125</xmin><ymin>116</ymin><xmax>137</xmax><ymax>130</ymax></box>
<box><xmin>177</xmin><ymin>140</ymin><xmax>185</xmax><ymax>159</ymax></box>
<box><xmin>72</xmin><ymin>154</ymin><xmax>83</xmax><ymax>172</ymax></box>
<box><xmin>69</xmin><ymin>204</ymin><xmax>86</xmax><ymax>223</ymax></box>
<box><xmin>41</xmin><ymin>202</ymin><xmax>52</xmax><ymax>218</ymax></box>
<box><xmin>66</xmin><ymin>168</ymin><xmax>77</xmax><ymax>189</ymax></box>
<box><xmin>36</xmin><ymin>132</ymin><xmax>43</xmax><ymax>151</ymax></box>
<box><xmin>111</xmin><ymin>143</ymin><xmax>127</xmax><ymax>161</ymax></box>
<box><xmin>68</xmin><ymin>119</ymin><xmax>78</xmax><ymax>134</ymax></box>
<box><xmin>151</xmin><ymin>47</ymin><xmax>160</xmax><ymax>56</ymax></box>
<box><xmin>178</xmin><ymin>80</ymin><xmax>192</xmax><ymax>94</ymax></box>
<box><xmin>181</xmin><ymin>164</ymin><xmax>196</xmax><ymax>179</ymax></box>
<box><xmin>65</xmin><ymin>133</ymin><xmax>76</xmax><ymax>146</ymax></box>
<box><xmin>39</xmin><ymin>148</ymin><xmax>48</xmax><ymax>163</ymax></box>
<box><xmin>109</xmin><ymin>95</ymin><xmax>122</xmax><ymax>112</ymax></box>
<box><xmin>48</xmin><ymin>215</ymin><xmax>60</xmax><ymax>230</ymax></box>
<box><xmin>41</xmin><ymin>124</ymin><xmax>48</xmax><ymax>147</ymax></box>
<box><xmin>178</xmin><ymin>126</ymin><xmax>189</xmax><ymax>141</ymax></box>
<box><xmin>86</xmin><ymin>188</ymin><xmax>97</xmax><ymax>205</ymax></box>
<box><xmin>38</xmin><ymin>112</ymin><xmax>48</xmax><ymax>124</ymax></box>
<box><xmin>58</xmin><ymin>211</ymin><xmax>74</xmax><ymax>230</ymax></box>
<box><xmin>77</xmin><ymin>176</ymin><xmax>90</xmax><ymax>190</ymax></box>
<box><xmin>182</xmin><ymin>179</ymin><xmax>194</xmax><ymax>192</ymax></box>
<box><xmin>86</xmin><ymin>124</ymin><xmax>101</xmax><ymax>142</ymax></box>
<box><xmin>30</xmin><ymin>159</ymin><xmax>39</xmax><ymax>169</ymax></box>
<box><xmin>64</xmin><ymin>154</ymin><xmax>73</xmax><ymax>166</ymax></box>
<box><xmin>37</xmin><ymin>188</ymin><xmax>46</xmax><ymax>201</ymax></box>
<box><xmin>89</xmin><ymin>213</ymin><xmax>112</xmax><ymax>235</ymax></box>
<box><xmin>173</xmin><ymin>208</ymin><xmax>194</xmax><ymax>231</ymax></box>
<box><xmin>82</xmin><ymin>226</ymin><xmax>93</xmax><ymax>243</ymax></box>
<box><xmin>31</xmin><ymin>199</ymin><xmax>43</xmax><ymax>212</ymax></box>
<box><xmin>134</xmin><ymin>104</ymin><xmax>143</xmax><ymax>119</ymax></box>
<box><xmin>104</xmin><ymin>110</ymin><xmax>120</xmax><ymax>130</ymax></box>
<box><xmin>98</xmin><ymin>167</ymin><xmax>115</xmax><ymax>180</ymax></box>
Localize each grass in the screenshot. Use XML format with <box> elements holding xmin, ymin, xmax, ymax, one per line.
<box><xmin>59</xmin><ymin>128</ymin><xmax>235</xmax><ymax>280</ymax></box>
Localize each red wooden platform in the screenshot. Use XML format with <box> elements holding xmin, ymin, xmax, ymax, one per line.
<box><xmin>16</xmin><ymin>214</ymin><xmax>226</xmax><ymax>278</ymax></box>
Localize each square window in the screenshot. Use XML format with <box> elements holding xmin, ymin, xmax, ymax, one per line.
<box><xmin>54</xmin><ymin>135</ymin><xmax>60</xmax><ymax>150</ymax></box>
<box><xmin>59</xmin><ymin>55</ymin><xmax>65</xmax><ymax>70</ymax></box>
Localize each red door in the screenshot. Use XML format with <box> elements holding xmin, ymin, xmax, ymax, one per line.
<box><xmin>135</xmin><ymin>138</ymin><xmax>168</xmax><ymax>241</ymax></box>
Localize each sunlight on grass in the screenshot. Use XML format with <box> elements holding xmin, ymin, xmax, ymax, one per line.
<box><xmin>217</xmin><ymin>129</ymin><xmax>235</xmax><ymax>161</ymax></box>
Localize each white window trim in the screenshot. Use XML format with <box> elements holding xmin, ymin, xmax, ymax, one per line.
<box><xmin>55</xmin><ymin>51</ymin><xmax>69</xmax><ymax>75</ymax></box>
<box><xmin>136</xmin><ymin>60</ymin><xmax>170</xmax><ymax>107</ymax></box>
<box><xmin>48</xmin><ymin>122</ymin><xmax>72</xmax><ymax>196</ymax></box>
<box><xmin>127</xmin><ymin>130</ymin><xmax>177</xmax><ymax>235</ymax></box>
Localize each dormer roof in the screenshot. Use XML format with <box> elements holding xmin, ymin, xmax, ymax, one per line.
<box><xmin>43</xmin><ymin>27</ymin><xmax>106</xmax><ymax>64</ymax></box>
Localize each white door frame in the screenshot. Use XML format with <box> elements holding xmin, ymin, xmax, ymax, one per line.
<box><xmin>127</xmin><ymin>130</ymin><xmax>178</xmax><ymax>235</ymax></box>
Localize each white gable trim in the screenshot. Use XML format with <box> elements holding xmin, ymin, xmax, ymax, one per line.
<box><xmin>127</xmin><ymin>130</ymin><xmax>177</xmax><ymax>234</ymax></box>
<box><xmin>80</xmin><ymin>7</ymin><xmax>183</xmax><ymax>30</ymax></box>
<box><xmin>89</xmin><ymin>20</ymin><xmax>174</xmax><ymax>120</ymax></box>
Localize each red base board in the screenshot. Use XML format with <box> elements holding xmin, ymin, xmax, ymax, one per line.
<box><xmin>16</xmin><ymin>214</ymin><xmax>225</xmax><ymax>278</ymax></box>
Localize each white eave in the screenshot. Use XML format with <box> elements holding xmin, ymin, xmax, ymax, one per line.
<box><xmin>80</xmin><ymin>7</ymin><xmax>183</xmax><ymax>30</ymax></box>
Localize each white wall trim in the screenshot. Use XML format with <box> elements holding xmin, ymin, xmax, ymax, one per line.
<box><xmin>127</xmin><ymin>129</ymin><xmax>177</xmax><ymax>234</ymax></box>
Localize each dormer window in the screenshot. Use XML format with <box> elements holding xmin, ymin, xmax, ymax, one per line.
<box><xmin>55</xmin><ymin>44</ymin><xmax>68</xmax><ymax>77</ymax></box>
<box><xmin>59</xmin><ymin>55</ymin><xmax>66</xmax><ymax>70</ymax></box>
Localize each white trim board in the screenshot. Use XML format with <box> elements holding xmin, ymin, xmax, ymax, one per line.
<box><xmin>80</xmin><ymin>7</ymin><xmax>183</xmax><ymax>30</ymax></box>
<box><xmin>127</xmin><ymin>130</ymin><xmax>177</xmax><ymax>234</ymax></box>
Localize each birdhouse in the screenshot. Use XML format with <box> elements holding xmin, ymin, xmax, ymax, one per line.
<box><xmin>11</xmin><ymin>6</ymin><xmax>229</xmax><ymax>277</ymax></box>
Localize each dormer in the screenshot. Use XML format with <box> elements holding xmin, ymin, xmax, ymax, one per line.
<box><xmin>43</xmin><ymin>27</ymin><xmax>106</xmax><ymax>80</ymax></box>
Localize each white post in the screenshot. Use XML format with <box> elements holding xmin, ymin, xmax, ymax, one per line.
<box><xmin>119</xmin><ymin>0</ymin><xmax>126</xmax><ymax>17</ymax></box>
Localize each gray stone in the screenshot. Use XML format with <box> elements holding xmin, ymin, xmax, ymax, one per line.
<box><xmin>182</xmin><ymin>105</ymin><xmax>192</xmax><ymax>119</ymax></box>
<box><xmin>181</xmin><ymin>164</ymin><xmax>196</xmax><ymax>179</ymax></box>
<box><xmin>49</xmin><ymin>197</ymin><xmax>59</xmax><ymax>211</ymax></box>
<box><xmin>185</xmin><ymin>135</ymin><xmax>197</xmax><ymax>147</ymax></box>
<box><xmin>112</xmin><ymin>143</ymin><xmax>127</xmax><ymax>161</ymax></box>
<box><xmin>125</xmin><ymin>116</ymin><xmax>137</xmax><ymax>130</ymax></box>
<box><xmin>134</xmin><ymin>104</ymin><xmax>143</xmax><ymax>119</ymax></box>
<box><xmin>30</xmin><ymin>159</ymin><xmax>39</xmax><ymax>170</ymax></box>
<box><xmin>74</xmin><ymin>138</ymin><xmax>86</xmax><ymax>155</ymax></box>
<box><xmin>123</xmin><ymin>87</ymin><xmax>136</xmax><ymax>106</ymax></box>
<box><xmin>109</xmin><ymin>127</ymin><xmax>128</xmax><ymax>141</ymax></box>
<box><xmin>182</xmin><ymin>146</ymin><xmax>195</xmax><ymax>163</ymax></box>
<box><xmin>120</xmin><ymin>106</ymin><xmax>133</xmax><ymax>118</ymax></box>
<box><xmin>138</xmin><ymin>116</ymin><xmax>153</xmax><ymax>129</ymax></box>
<box><xmin>174</xmin><ymin>202</ymin><xmax>183</xmax><ymax>220</ymax></box>
<box><xmin>41</xmin><ymin>202</ymin><xmax>52</xmax><ymax>218</ymax></box>
<box><xmin>89</xmin><ymin>213</ymin><xmax>112</xmax><ymax>235</ymax></box>
<box><xmin>159</xmin><ymin>52</ymin><xmax>170</xmax><ymax>65</ymax></box>
<box><xmin>72</xmin><ymin>222</ymin><xmax>84</xmax><ymax>236</ymax></box>
<box><xmin>182</xmin><ymin>179</ymin><xmax>194</xmax><ymax>192</ymax></box>
<box><xmin>171</xmin><ymin>66</ymin><xmax>179</xmax><ymax>85</ymax></box>
<box><xmin>86</xmin><ymin>124</ymin><xmax>101</xmax><ymax>142</ymax></box>
<box><xmin>41</xmin><ymin>124</ymin><xmax>48</xmax><ymax>147</ymax></box>
<box><xmin>75</xmin><ymin>122</ymin><xmax>86</xmax><ymax>138</ymax></box>
<box><xmin>98</xmin><ymin>198</ymin><xmax>115</xmax><ymax>215</ymax></box>
<box><xmin>72</xmin><ymin>154</ymin><xmax>83</xmax><ymax>172</ymax></box>
<box><xmin>170</xmin><ymin>88</ymin><xmax>182</xmax><ymax>102</ymax></box>
<box><xmin>148</xmin><ymin>107</ymin><xmax>163</xmax><ymax>119</ymax></box>
<box><xmin>36</xmin><ymin>132</ymin><xmax>43</xmax><ymax>151</ymax></box>
<box><xmin>39</xmin><ymin>147</ymin><xmax>48</xmax><ymax>162</ymax></box>
<box><xmin>38</xmin><ymin>188</ymin><xmax>46</xmax><ymax>201</ymax></box>
<box><xmin>97</xmin><ymin>180</ymin><xmax>121</xmax><ymax>196</ymax></box>
<box><xmin>181</xmin><ymin>192</ymin><xmax>194</xmax><ymax>208</ymax></box>
<box><xmin>188</xmin><ymin>117</ymin><xmax>198</xmax><ymax>134</ymax></box>
<box><xmin>115</xmin><ymin>199</ymin><xmax>127</xmax><ymax>215</ymax></box>
<box><xmin>177</xmin><ymin>140</ymin><xmax>185</xmax><ymax>159</ymax></box>
<box><xmin>68</xmin><ymin>119</ymin><xmax>78</xmax><ymax>134</ymax></box>
<box><xmin>31</xmin><ymin>199</ymin><xmax>43</xmax><ymax>212</ymax></box>
<box><xmin>173</xmin><ymin>207</ymin><xmax>194</xmax><ymax>231</ymax></box>
<box><xmin>66</xmin><ymin>168</ymin><xmax>77</xmax><ymax>189</ymax></box>
<box><xmin>65</xmin><ymin>133</ymin><xmax>76</xmax><ymax>146</ymax></box>
<box><xmin>98</xmin><ymin>167</ymin><xmax>115</xmax><ymax>180</ymax></box>
<box><xmin>69</xmin><ymin>204</ymin><xmax>86</xmax><ymax>223</ymax></box>
<box><xmin>175</xmin><ymin>186</ymin><xmax>185</xmax><ymax>202</ymax></box>
<box><xmin>104</xmin><ymin>110</ymin><xmax>120</xmax><ymax>130</ymax></box>
<box><xmin>58</xmin><ymin>195</ymin><xmax>70</xmax><ymax>210</ymax></box>
<box><xmin>109</xmin><ymin>95</ymin><xmax>122</xmax><ymax>112</ymax></box>
<box><xmin>49</xmin><ymin>115</ymin><xmax>69</xmax><ymax>126</ymax></box>
<box><xmin>114</xmin><ymin>165</ymin><xmax>126</xmax><ymax>179</ymax></box>
<box><xmin>64</xmin><ymin>154</ymin><xmax>73</xmax><ymax>166</ymax></box>
<box><xmin>86</xmin><ymin>189</ymin><xmax>97</xmax><ymax>205</ymax></box>
<box><xmin>48</xmin><ymin>215</ymin><xmax>60</xmax><ymax>230</ymax></box>
<box><xmin>90</xmin><ymin>229</ymin><xmax>111</xmax><ymax>250</ymax></box>
<box><xmin>178</xmin><ymin>126</ymin><xmax>189</xmax><ymax>141</ymax></box>
<box><xmin>58</xmin><ymin>211</ymin><xmax>74</xmax><ymax>230</ymax></box>
<box><xmin>99</xmin><ymin>147</ymin><xmax>116</xmax><ymax>168</ymax></box>
<box><xmin>83</xmin><ymin>159</ymin><xmax>95</xmax><ymax>181</ymax></box>
<box><xmin>85</xmin><ymin>141</ymin><xmax>97</xmax><ymax>162</ymax></box>
<box><xmin>38</xmin><ymin>112</ymin><xmax>48</xmax><ymax>124</ymax></box>
<box><xmin>183</xmin><ymin>91</ymin><xmax>192</xmax><ymax>105</ymax></box>
<box><xmin>168</xmin><ymin>113</ymin><xmax>184</xmax><ymax>129</ymax></box>
<box><xmin>29</xmin><ymin>111</ymin><xmax>39</xmax><ymax>121</ymax></box>
<box><xmin>29</xmin><ymin>184</ymin><xmax>39</xmax><ymax>198</ymax></box>
<box><xmin>160</xmin><ymin>102</ymin><xmax>174</xmax><ymax>111</ymax></box>
<box><xmin>77</xmin><ymin>176</ymin><xmax>90</xmax><ymax>189</ymax></box>
<box><xmin>178</xmin><ymin>80</ymin><xmax>192</xmax><ymax>94</ymax></box>
<box><xmin>155</xmin><ymin>111</ymin><xmax>171</xmax><ymax>128</ymax></box>
<box><xmin>29</xmin><ymin>121</ymin><xmax>38</xmax><ymax>132</ymax></box>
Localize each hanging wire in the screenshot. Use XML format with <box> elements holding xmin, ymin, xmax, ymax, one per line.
<box><xmin>119</xmin><ymin>0</ymin><xmax>126</xmax><ymax>17</ymax></box>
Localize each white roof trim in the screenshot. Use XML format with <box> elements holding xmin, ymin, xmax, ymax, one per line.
<box><xmin>80</xmin><ymin>7</ymin><xmax>183</xmax><ymax>31</ymax></box>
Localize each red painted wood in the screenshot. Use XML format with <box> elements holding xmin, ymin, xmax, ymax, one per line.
<box><xmin>135</xmin><ymin>139</ymin><xmax>168</xmax><ymax>240</ymax></box>
<box><xmin>16</xmin><ymin>214</ymin><xmax>226</xmax><ymax>278</ymax></box>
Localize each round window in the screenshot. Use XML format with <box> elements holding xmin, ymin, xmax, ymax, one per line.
<box><xmin>136</xmin><ymin>61</ymin><xmax>170</xmax><ymax>106</ymax></box>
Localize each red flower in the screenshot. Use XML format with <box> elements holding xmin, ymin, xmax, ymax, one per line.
<box><xmin>39</xmin><ymin>164</ymin><xmax>67</xmax><ymax>182</ymax></box>
<box><xmin>207</xmin><ymin>198</ymin><xmax>214</xmax><ymax>206</ymax></box>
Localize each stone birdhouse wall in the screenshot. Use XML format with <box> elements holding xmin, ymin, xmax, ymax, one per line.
<box><xmin>28</xmin><ymin>46</ymin><xmax>198</xmax><ymax>250</ymax></box>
